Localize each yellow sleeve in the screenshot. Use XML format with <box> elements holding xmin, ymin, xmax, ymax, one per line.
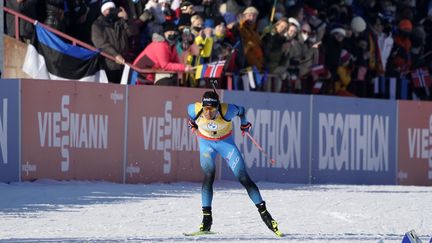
<box><xmin>220</xmin><ymin>103</ymin><xmax>228</xmax><ymax>116</ymax></box>
<box><xmin>194</xmin><ymin>102</ymin><xmax>203</xmax><ymax>115</ymax></box>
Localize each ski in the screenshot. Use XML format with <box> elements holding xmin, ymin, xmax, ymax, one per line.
<box><xmin>183</xmin><ymin>231</ymin><xmax>217</xmax><ymax>236</ymax></box>
<box><xmin>273</xmin><ymin>230</ymin><xmax>284</xmax><ymax>237</ymax></box>
<box><xmin>183</xmin><ymin>230</ymin><xmax>284</xmax><ymax>237</ymax></box>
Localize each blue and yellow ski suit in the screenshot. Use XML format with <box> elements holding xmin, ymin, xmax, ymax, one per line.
<box><xmin>187</xmin><ymin>102</ymin><xmax>263</xmax><ymax>208</ymax></box>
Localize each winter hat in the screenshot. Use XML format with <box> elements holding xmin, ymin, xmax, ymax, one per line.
<box><xmin>351</xmin><ymin>16</ymin><xmax>366</xmax><ymax>33</ymax></box>
<box><xmin>202</xmin><ymin>91</ymin><xmax>220</xmax><ymax>107</ymax></box>
<box><xmin>398</xmin><ymin>19</ymin><xmax>413</xmax><ymax>32</ymax></box>
<box><xmin>288</xmin><ymin>17</ymin><xmax>300</xmax><ymax>29</ymax></box>
<box><xmin>330</xmin><ymin>23</ymin><xmax>346</xmax><ymax>37</ymax></box>
<box><xmin>223</xmin><ymin>13</ymin><xmax>237</xmax><ymax>25</ymax></box>
<box><xmin>330</xmin><ymin>26</ymin><xmax>346</xmax><ymax>37</ymax></box>
<box><xmin>204</xmin><ymin>18</ymin><xmax>215</xmax><ymax>28</ymax></box>
<box><xmin>243</xmin><ymin>6</ymin><xmax>259</xmax><ymax>15</ymax></box>
<box><xmin>163</xmin><ymin>21</ymin><xmax>178</xmax><ymax>32</ymax></box>
<box><xmin>101</xmin><ymin>0</ymin><xmax>115</xmax><ymax>14</ymax></box>
<box><xmin>180</xmin><ymin>1</ymin><xmax>193</xmax><ymax>10</ymax></box>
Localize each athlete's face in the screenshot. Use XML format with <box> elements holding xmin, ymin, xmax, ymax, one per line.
<box><xmin>203</xmin><ymin>106</ymin><xmax>217</xmax><ymax>120</ymax></box>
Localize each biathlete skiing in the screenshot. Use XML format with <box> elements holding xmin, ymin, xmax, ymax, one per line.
<box><xmin>186</xmin><ymin>86</ymin><xmax>282</xmax><ymax>237</ymax></box>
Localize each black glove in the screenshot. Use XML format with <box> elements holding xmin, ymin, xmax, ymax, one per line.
<box><xmin>240</xmin><ymin>122</ymin><xmax>252</xmax><ymax>135</ymax></box>
<box><xmin>188</xmin><ymin>119</ymin><xmax>198</xmax><ymax>132</ymax></box>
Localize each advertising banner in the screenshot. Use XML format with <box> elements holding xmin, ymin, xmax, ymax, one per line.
<box><xmin>125</xmin><ymin>86</ymin><xmax>203</xmax><ymax>183</ymax></box>
<box><xmin>21</xmin><ymin>79</ymin><xmax>125</xmax><ymax>182</ymax></box>
<box><xmin>222</xmin><ymin>91</ymin><xmax>311</xmax><ymax>183</ymax></box>
<box><xmin>0</xmin><ymin>79</ymin><xmax>20</xmax><ymax>182</ymax></box>
<box><xmin>311</xmin><ymin>96</ymin><xmax>397</xmax><ymax>184</ymax></box>
<box><xmin>398</xmin><ymin>101</ymin><xmax>432</xmax><ymax>186</ymax></box>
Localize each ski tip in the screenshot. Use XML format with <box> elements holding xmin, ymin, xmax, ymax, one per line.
<box><xmin>274</xmin><ymin>230</ymin><xmax>284</xmax><ymax>237</ymax></box>
<box><xmin>183</xmin><ymin>231</ymin><xmax>217</xmax><ymax>236</ymax></box>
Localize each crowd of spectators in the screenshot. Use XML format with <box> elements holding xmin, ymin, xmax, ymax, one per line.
<box><xmin>4</xmin><ymin>0</ymin><xmax>432</xmax><ymax>100</ymax></box>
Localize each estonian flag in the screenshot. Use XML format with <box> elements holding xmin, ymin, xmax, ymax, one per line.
<box><xmin>22</xmin><ymin>24</ymin><xmax>108</xmax><ymax>83</ymax></box>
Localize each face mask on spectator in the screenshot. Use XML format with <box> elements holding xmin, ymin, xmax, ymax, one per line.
<box><xmin>301</xmin><ymin>33</ymin><xmax>309</xmax><ymax>41</ymax></box>
<box><xmin>245</xmin><ymin>19</ymin><xmax>255</xmax><ymax>26</ymax></box>
<box><xmin>193</xmin><ymin>26</ymin><xmax>202</xmax><ymax>32</ymax></box>
<box><xmin>166</xmin><ymin>33</ymin><xmax>179</xmax><ymax>45</ymax></box>
<box><xmin>108</xmin><ymin>8</ymin><xmax>120</xmax><ymax>21</ymax></box>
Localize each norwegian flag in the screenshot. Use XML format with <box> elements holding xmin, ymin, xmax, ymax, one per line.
<box><xmin>411</xmin><ymin>68</ymin><xmax>432</xmax><ymax>88</ymax></box>
<box><xmin>311</xmin><ymin>64</ymin><xmax>328</xmax><ymax>80</ymax></box>
<box><xmin>204</xmin><ymin>60</ymin><xmax>226</xmax><ymax>78</ymax></box>
<box><xmin>312</xmin><ymin>81</ymin><xmax>323</xmax><ymax>94</ymax></box>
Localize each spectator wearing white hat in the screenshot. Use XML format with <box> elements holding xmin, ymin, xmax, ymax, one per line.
<box><xmin>91</xmin><ymin>0</ymin><xmax>130</xmax><ymax>83</ymax></box>
<box><xmin>321</xmin><ymin>23</ymin><xmax>348</xmax><ymax>94</ymax></box>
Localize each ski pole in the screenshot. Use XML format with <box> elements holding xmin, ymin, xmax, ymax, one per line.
<box><xmin>245</xmin><ymin>132</ymin><xmax>276</xmax><ymax>164</ymax></box>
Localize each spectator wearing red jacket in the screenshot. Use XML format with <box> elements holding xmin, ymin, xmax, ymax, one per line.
<box><xmin>133</xmin><ymin>21</ymin><xmax>193</xmax><ymax>85</ymax></box>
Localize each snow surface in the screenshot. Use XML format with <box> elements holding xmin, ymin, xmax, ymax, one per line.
<box><xmin>1</xmin><ymin>180</ymin><xmax>431</xmax><ymax>243</ymax></box>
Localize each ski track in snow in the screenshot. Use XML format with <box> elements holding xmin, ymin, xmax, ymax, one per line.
<box><xmin>0</xmin><ymin>180</ymin><xmax>431</xmax><ymax>243</ymax></box>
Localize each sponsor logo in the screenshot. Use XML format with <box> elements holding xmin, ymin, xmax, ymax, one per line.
<box><xmin>398</xmin><ymin>170</ymin><xmax>408</xmax><ymax>180</ymax></box>
<box><xmin>207</xmin><ymin>121</ymin><xmax>218</xmax><ymax>130</ymax></box>
<box><xmin>236</xmin><ymin>109</ymin><xmax>302</xmax><ymax>170</ymax></box>
<box><xmin>110</xmin><ymin>90</ymin><xmax>124</xmax><ymax>104</ymax></box>
<box><xmin>0</xmin><ymin>99</ymin><xmax>7</xmax><ymax>164</ymax></box>
<box><xmin>407</xmin><ymin>114</ymin><xmax>432</xmax><ymax>180</ymax></box>
<box><xmin>22</xmin><ymin>161</ymin><xmax>37</xmax><ymax>175</ymax></box>
<box><xmin>142</xmin><ymin>101</ymin><xmax>198</xmax><ymax>174</ymax></box>
<box><xmin>126</xmin><ymin>163</ymin><xmax>141</xmax><ymax>177</ymax></box>
<box><xmin>318</xmin><ymin>113</ymin><xmax>390</xmax><ymax>172</ymax></box>
<box><xmin>37</xmin><ymin>95</ymin><xmax>109</xmax><ymax>172</ymax></box>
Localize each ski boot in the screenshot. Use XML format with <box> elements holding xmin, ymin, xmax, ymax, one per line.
<box><xmin>256</xmin><ymin>201</ymin><xmax>283</xmax><ymax>237</ymax></box>
<box><xmin>199</xmin><ymin>207</ymin><xmax>212</xmax><ymax>232</ymax></box>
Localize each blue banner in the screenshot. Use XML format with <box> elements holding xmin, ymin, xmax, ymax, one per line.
<box><xmin>0</xmin><ymin>79</ymin><xmax>20</xmax><ymax>182</ymax></box>
<box><xmin>221</xmin><ymin>91</ymin><xmax>311</xmax><ymax>183</ymax></box>
<box><xmin>311</xmin><ymin>96</ymin><xmax>397</xmax><ymax>185</ymax></box>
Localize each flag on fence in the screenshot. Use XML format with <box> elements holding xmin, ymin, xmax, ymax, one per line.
<box><xmin>241</xmin><ymin>67</ymin><xmax>254</xmax><ymax>89</ymax></box>
<box><xmin>252</xmin><ymin>65</ymin><xmax>263</xmax><ymax>87</ymax></box>
<box><xmin>120</xmin><ymin>64</ymin><xmax>138</xmax><ymax>85</ymax></box>
<box><xmin>195</xmin><ymin>64</ymin><xmax>207</xmax><ymax>79</ymax></box>
<box><xmin>312</xmin><ymin>81</ymin><xmax>323</xmax><ymax>94</ymax></box>
<box><xmin>411</xmin><ymin>68</ymin><xmax>432</xmax><ymax>88</ymax></box>
<box><xmin>22</xmin><ymin>24</ymin><xmax>108</xmax><ymax>82</ymax></box>
<box><xmin>204</xmin><ymin>60</ymin><xmax>225</xmax><ymax>78</ymax></box>
<box><xmin>311</xmin><ymin>64</ymin><xmax>327</xmax><ymax>79</ymax></box>
<box><xmin>240</xmin><ymin>66</ymin><xmax>264</xmax><ymax>89</ymax></box>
